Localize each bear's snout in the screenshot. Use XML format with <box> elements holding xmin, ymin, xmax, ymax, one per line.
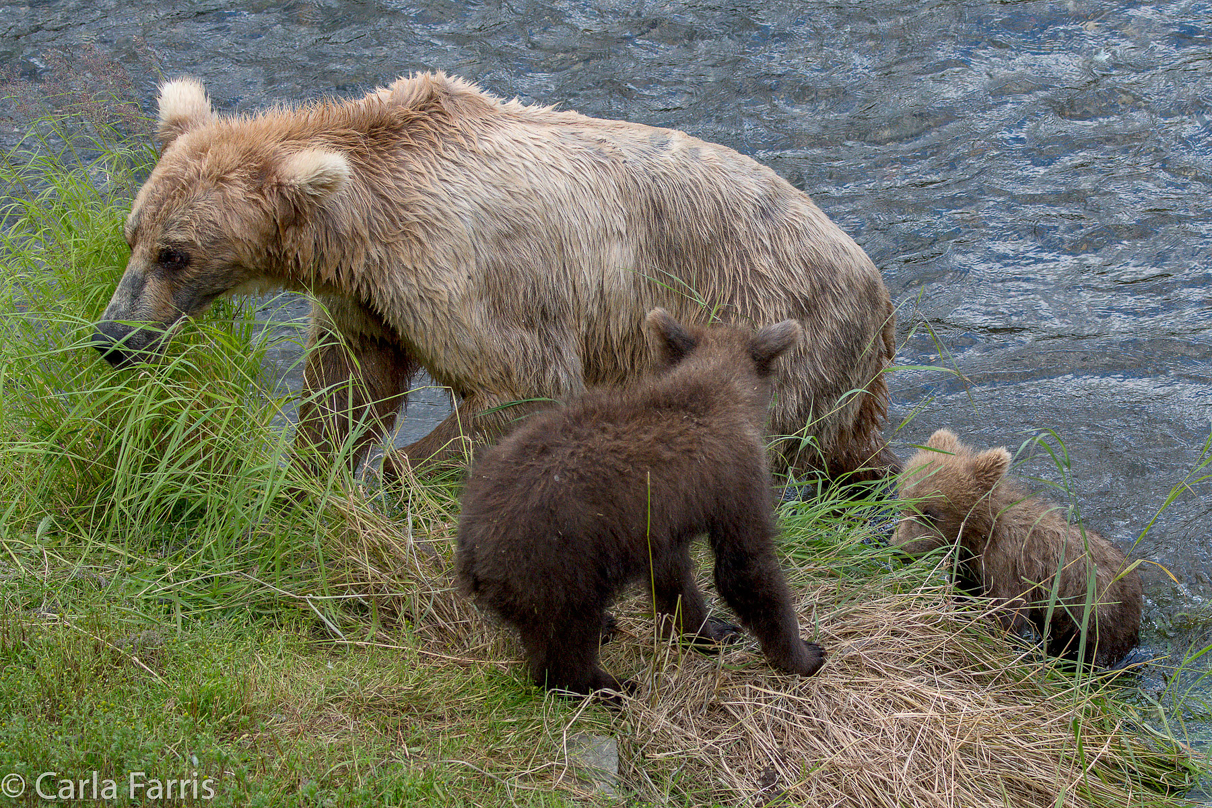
<box><xmin>92</xmin><ymin>325</ymin><xmax>133</xmax><ymax>367</ymax></box>
<box><xmin>92</xmin><ymin>331</ymin><xmax>130</xmax><ymax>367</ymax></box>
<box><xmin>92</xmin><ymin>321</ymin><xmax>165</xmax><ymax>367</ymax></box>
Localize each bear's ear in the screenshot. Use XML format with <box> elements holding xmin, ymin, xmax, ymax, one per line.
<box><xmin>972</xmin><ymin>447</ymin><xmax>1011</xmax><ymax>491</ymax></box>
<box><xmin>749</xmin><ymin>319</ymin><xmax>802</xmax><ymax>373</ymax></box>
<box><xmin>156</xmin><ymin>78</ymin><xmax>215</xmax><ymax>151</ymax></box>
<box><xmin>925</xmin><ymin>428</ymin><xmax>962</xmax><ymax>454</ymax></box>
<box><xmin>275</xmin><ymin>149</ymin><xmax>352</xmax><ymax>205</ymax></box>
<box><xmin>645</xmin><ymin>308</ymin><xmax>698</xmax><ymax>364</ymax></box>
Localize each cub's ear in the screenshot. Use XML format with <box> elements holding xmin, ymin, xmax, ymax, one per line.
<box><xmin>925</xmin><ymin>428</ymin><xmax>962</xmax><ymax>454</ymax></box>
<box><xmin>749</xmin><ymin>319</ymin><xmax>802</xmax><ymax>373</ymax></box>
<box><xmin>156</xmin><ymin>78</ymin><xmax>215</xmax><ymax>151</ymax></box>
<box><xmin>973</xmin><ymin>447</ymin><xmax>1011</xmax><ymax>491</ymax></box>
<box><xmin>276</xmin><ymin>149</ymin><xmax>351</xmax><ymax>203</ymax></box>
<box><xmin>645</xmin><ymin>308</ymin><xmax>697</xmax><ymax>364</ymax></box>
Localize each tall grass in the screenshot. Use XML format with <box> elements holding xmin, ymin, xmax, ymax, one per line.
<box><xmin>0</xmin><ymin>119</ymin><xmax>397</xmax><ymax>624</ymax></box>
<box><xmin>0</xmin><ymin>115</ymin><xmax>1206</xmax><ymax>806</ymax></box>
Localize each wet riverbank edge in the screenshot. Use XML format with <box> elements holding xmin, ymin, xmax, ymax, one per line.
<box><xmin>0</xmin><ymin>117</ymin><xmax>1208</xmax><ymax>806</ymax></box>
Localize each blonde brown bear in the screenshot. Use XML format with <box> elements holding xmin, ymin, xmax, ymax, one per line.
<box><xmin>894</xmin><ymin>429</ymin><xmax>1143</xmax><ymax>667</ymax></box>
<box><xmin>94</xmin><ymin>72</ymin><xmax>897</xmax><ymax>479</ymax></box>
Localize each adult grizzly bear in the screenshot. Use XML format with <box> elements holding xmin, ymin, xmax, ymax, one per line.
<box><xmin>457</xmin><ymin>308</ymin><xmax>826</xmax><ymax>698</ymax></box>
<box><xmin>894</xmin><ymin>429</ymin><xmax>1143</xmax><ymax>668</ymax></box>
<box><xmin>93</xmin><ymin>72</ymin><xmax>897</xmax><ymax>479</ymax></box>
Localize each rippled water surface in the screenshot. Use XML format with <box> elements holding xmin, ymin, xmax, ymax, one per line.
<box><xmin>4</xmin><ymin>0</ymin><xmax>1211</xmax><ymax>752</ymax></box>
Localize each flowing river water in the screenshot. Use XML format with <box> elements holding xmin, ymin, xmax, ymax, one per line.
<box><xmin>3</xmin><ymin>0</ymin><xmax>1211</xmax><ymax>768</ymax></box>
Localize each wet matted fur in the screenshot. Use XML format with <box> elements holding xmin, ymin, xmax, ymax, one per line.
<box><xmin>893</xmin><ymin>428</ymin><xmax>1143</xmax><ymax>667</ymax></box>
<box><xmin>93</xmin><ymin>72</ymin><xmax>897</xmax><ymax>480</ymax></box>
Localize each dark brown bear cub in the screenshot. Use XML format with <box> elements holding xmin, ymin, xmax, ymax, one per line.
<box><xmin>894</xmin><ymin>429</ymin><xmax>1143</xmax><ymax>668</ymax></box>
<box><xmin>456</xmin><ymin>309</ymin><xmax>826</xmax><ymax>697</ymax></box>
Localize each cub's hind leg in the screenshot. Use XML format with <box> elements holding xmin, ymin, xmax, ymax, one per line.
<box><xmin>709</xmin><ymin>508</ymin><xmax>825</xmax><ymax>677</ymax></box>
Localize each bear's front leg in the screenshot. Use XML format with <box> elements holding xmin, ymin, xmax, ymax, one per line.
<box><xmin>296</xmin><ymin>300</ymin><xmax>415</xmax><ymax>475</ymax></box>
<box><xmin>392</xmin><ymin>392</ymin><xmax>553</xmax><ymax>473</ymax></box>
<box><xmin>517</xmin><ymin>611</ymin><xmax>627</xmax><ymax>700</ymax></box>
<box><xmin>986</xmin><ymin>592</ymin><xmax>1034</xmax><ymax>637</ymax></box>
<box><xmin>979</xmin><ymin>552</ymin><xmax>1039</xmax><ymax>638</ymax></box>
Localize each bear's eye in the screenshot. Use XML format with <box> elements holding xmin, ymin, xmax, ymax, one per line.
<box><xmin>158</xmin><ymin>247</ymin><xmax>190</xmax><ymax>271</ymax></box>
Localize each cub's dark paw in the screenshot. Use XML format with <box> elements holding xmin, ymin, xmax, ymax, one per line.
<box><xmin>599</xmin><ymin>613</ymin><xmax>619</xmax><ymax>643</ymax></box>
<box><xmin>685</xmin><ymin>616</ymin><xmax>744</xmax><ymax>652</ymax></box>
<box><xmin>592</xmin><ymin>677</ymin><xmax>637</xmax><ymax>709</ymax></box>
<box><xmin>771</xmin><ymin>639</ymin><xmax>826</xmax><ymax>677</ymax></box>
<box><xmin>797</xmin><ymin>641</ymin><xmax>826</xmax><ymax>676</ymax></box>
<box><xmin>706</xmin><ymin>616</ymin><xmax>744</xmax><ymax>641</ymax></box>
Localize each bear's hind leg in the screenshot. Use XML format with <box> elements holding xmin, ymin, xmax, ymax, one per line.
<box><xmin>710</xmin><ymin>513</ymin><xmax>825</xmax><ymax>677</ymax></box>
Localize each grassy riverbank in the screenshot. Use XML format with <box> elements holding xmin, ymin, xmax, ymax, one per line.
<box><xmin>0</xmin><ymin>120</ymin><xmax>1206</xmax><ymax>806</ymax></box>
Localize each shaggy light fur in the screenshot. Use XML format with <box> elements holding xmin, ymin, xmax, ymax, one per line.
<box><xmin>95</xmin><ymin>72</ymin><xmax>898</xmax><ymax>479</ymax></box>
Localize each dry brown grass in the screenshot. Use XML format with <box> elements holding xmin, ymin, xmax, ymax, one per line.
<box><xmin>604</xmin><ymin>578</ymin><xmax>1181</xmax><ymax>807</ymax></box>
<box><xmin>317</xmin><ymin>480</ymin><xmax>1195</xmax><ymax>808</ymax></box>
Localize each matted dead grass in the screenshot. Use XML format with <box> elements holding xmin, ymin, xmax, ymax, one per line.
<box><xmin>319</xmin><ymin>485</ymin><xmax>1196</xmax><ymax>807</ymax></box>
<box><xmin>603</xmin><ymin>578</ymin><xmax>1185</xmax><ymax>807</ymax></box>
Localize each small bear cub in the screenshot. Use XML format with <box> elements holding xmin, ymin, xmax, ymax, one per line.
<box><xmin>456</xmin><ymin>308</ymin><xmax>826</xmax><ymax>698</ymax></box>
<box><xmin>894</xmin><ymin>428</ymin><xmax>1143</xmax><ymax>668</ymax></box>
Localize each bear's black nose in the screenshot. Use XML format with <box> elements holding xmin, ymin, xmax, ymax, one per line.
<box><xmin>92</xmin><ymin>330</ymin><xmax>130</xmax><ymax>368</ymax></box>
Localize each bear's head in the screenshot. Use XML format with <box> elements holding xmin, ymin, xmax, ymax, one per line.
<box><xmin>93</xmin><ymin>78</ymin><xmax>351</xmax><ymax>366</ymax></box>
<box><xmin>892</xmin><ymin>428</ymin><xmax>1013</xmax><ymax>555</ymax></box>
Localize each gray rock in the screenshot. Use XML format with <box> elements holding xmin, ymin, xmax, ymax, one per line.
<box><xmin>568</xmin><ymin>733</ymin><xmax>620</xmax><ymax>799</ymax></box>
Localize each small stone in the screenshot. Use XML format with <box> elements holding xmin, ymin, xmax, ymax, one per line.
<box><xmin>568</xmin><ymin>732</ymin><xmax>620</xmax><ymax>798</ymax></box>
